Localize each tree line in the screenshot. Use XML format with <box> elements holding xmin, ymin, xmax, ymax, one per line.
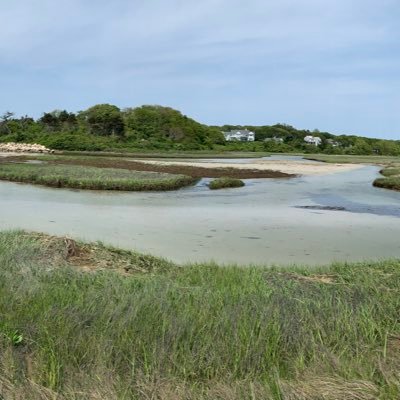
<box><xmin>0</xmin><ymin>104</ymin><xmax>399</xmax><ymax>155</ymax></box>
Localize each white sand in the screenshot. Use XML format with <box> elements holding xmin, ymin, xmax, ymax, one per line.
<box><xmin>134</xmin><ymin>159</ymin><xmax>363</xmax><ymax>176</ymax></box>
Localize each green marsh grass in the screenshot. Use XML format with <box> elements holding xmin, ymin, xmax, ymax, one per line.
<box><xmin>380</xmin><ymin>167</ymin><xmax>400</xmax><ymax>177</ymax></box>
<box><xmin>305</xmin><ymin>154</ymin><xmax>400</xmax><ymax>164</ymax></box>
<box><xmin>373</xmin><ymin>166</ymin><xmax>400</xmax><ymax>191</ymax></box>
<box><xmin>208</xmin><ymin>177</ymin><xmax>245</xmax><ymax>190</ymax></box>
<box><xmin>0</xmin><ymin>231</ymin><xmax>399</xmax><ymax>399</ymax></box>
<box><xmin>0</xmin><ymin>162</ymin><xmax>197</xmax><ymax>191</ymax></box>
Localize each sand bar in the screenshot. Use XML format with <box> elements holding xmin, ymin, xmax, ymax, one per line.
<box><xmin>136</xmin><ymin>159</ymin><xmax>363</xmax><ymax>176</ymax></box>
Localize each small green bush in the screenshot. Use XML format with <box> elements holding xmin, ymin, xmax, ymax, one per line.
<box><xmin>208</xmin><ymin>177</ymin><xmax>245</xmax><ymax>190</ymax></box>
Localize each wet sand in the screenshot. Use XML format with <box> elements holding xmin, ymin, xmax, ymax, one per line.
<box><xmin>137</xmin><ymin>159</ymin><xmax>363</xmax><ymax>176</ymax></box>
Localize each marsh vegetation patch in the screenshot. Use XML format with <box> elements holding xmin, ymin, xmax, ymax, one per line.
<box><xmin>0</xmin><ymin>161</ymin><xmax>197</xmax><ymax>191</ymax></box>
<box><xmin>373</xmin><ymin>166</ymin><xmax>400</xmax><ymax>192</ymax></box>
<box><xmin>209</xmin><ymin>177</ymin><xmax>245</xmax><ymax>190</ymax></box>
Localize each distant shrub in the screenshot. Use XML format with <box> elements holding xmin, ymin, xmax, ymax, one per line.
<box><xmin>208</xmin><ymin>177</ymin><xmax>245</xmax><ymax>190</ymax></box>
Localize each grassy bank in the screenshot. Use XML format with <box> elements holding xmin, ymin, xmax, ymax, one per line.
<box><xmin>0</xmin><ymin>231</ymin><xmax>399</xmax><ymax>399</ymax></box>
<box><xmin>373</xmin><ymin>166</ymin><xmax>400</xmax><ymax>191</ymax></box>
<box><xmin>0</xmin><ymin>162</ymin><xmax>197</xmax><ymax>191</ymax></box>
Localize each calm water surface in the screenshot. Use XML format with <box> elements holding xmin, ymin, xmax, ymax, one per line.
<box><xmin>0</xmin><ymin>159</ymin><xmax>399</xmax><ymax>266</ymax></box>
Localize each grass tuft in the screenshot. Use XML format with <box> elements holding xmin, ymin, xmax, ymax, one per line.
<box><xmin>209</xmin><ymin>177</ymin><xmax>245</xmax><ymax>190</ymax></box>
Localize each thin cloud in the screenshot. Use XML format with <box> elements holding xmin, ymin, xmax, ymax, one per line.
<box><xmin>0</xmin><ymin>0</ymin><xmax>399</xmax><ymax>138</ymax></box>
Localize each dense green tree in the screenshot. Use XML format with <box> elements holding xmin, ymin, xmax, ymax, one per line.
<box><xmin>348</xmin><ymin>138</ymin><xmax>373</xmax><ymax>155</ymax></box>
<box><xmin>40</xmin><ymin>112</ymin><xmax>60</xmax><ymax>130</ymax></box>
<box><xmin>0</xmin><ymin>111</ymin><xmax>14</xmax><ymax>135</ymax></box>
<box><xmin>81</xmin><ymin>104</ymin><xmax>125</xmax><ymax>136</ymax></box>
<box><xmin>0</xmin><ymin>104</ymin><xmax>398</xmax><ymax>154</ymax></box>
<box><xmin>123</xmin><ymin>105</ymin><xmax>224</xmax><ymax>146</ymax></box>
<box><xmin>39</xmin><ymin>110</ymin><xmax>78</xmax><ymax>132</ymax></box>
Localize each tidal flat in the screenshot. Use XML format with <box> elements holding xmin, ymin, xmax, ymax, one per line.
<box><xmin>0</xmin><ymin>159</ymin><xmax>399</xmax><ymax>265</ymax></box>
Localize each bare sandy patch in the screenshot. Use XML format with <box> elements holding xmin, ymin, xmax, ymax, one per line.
<box><xmin>136</xmin><ymin>159</ymin><xmax>363</xmax><ymax>176</ymax></box>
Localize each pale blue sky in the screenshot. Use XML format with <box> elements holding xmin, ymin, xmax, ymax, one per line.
<box><xmin>1</xmin><ymin>0</ymin><xmax>399</xmax><ymax>138</ymax></box>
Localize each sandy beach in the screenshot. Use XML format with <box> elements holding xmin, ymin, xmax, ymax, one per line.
<box><xmin>136</xmin><ymin>159</ymin><xmax>364</xmax><ymax>176</ymax></box>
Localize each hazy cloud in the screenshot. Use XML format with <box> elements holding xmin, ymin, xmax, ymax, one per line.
<box><xmin>1</xmin><ymin>0</ymin><xmax>399</xmax><ymax>137</ymax></box>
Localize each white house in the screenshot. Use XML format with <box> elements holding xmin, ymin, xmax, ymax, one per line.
<box><xmin>223</xmin><ymin>129</ymin><xmax>255</xmax><ymax>142</ymax></box>
<box><xmin>304</xmin><ymin>135</ymin><xmax>322</xmax><ymax>146</ymax></box>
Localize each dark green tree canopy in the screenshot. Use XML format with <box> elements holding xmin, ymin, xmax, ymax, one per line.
<box><xmin>40</xmin><ymin>110</ymin><xmax>78</xmax><ymax>132</ymax></box>
<box><xmin>123</xmin><ymin>105</ymin><xmax>225</xmax><ymax>146</ymax></box>
<box><xmin>81</xmin><ymin>104</ymin><xmax>125</xmax><ymax>136</ymax></box>
<box><xmin>1</xmin><ymin>104</ymin><xmax>399</xmax><ymax>154</ymax></box>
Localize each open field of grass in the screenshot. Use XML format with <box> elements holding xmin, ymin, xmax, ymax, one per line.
<box><xmin>0</xmin><ymin>231</ymin><xmax>399</xmax><ymax>399</ymax></box>
<box><xmin>0</xmin><ymin>162</ymin><xmax>197</xmax><ymax>191</ymax></box>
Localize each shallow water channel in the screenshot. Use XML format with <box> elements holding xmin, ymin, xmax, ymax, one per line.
<box><xmin>1</xmin><ymin>158</ymin><xmax>400</xmax><ymax>266</ymax></box>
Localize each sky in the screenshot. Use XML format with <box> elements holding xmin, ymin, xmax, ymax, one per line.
<box><xmin>1</xmin><ymin>0</ymin><xmax>399</xmax><ymax>139</ymax></box>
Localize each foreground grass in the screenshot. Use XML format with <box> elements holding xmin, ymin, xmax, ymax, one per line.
<box><xmin>209</xmin><ymin>177</ymin><xmax>245</xmax><ymax>190</ymax></box>
<box><xmin>0</xmin><ymin>162</ymin><xmax>197</xmax><ymax>191</ymax></box>
<box><xmin>0</xmin><ymin>231</ymin><xmax>399</xmax><ymax>399</ymax></box>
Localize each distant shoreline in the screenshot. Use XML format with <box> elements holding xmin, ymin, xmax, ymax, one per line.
<box><xmin>138</xmin><ymin>158</ymin><xmax>364</xmax><ymax>176</ymax></box>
